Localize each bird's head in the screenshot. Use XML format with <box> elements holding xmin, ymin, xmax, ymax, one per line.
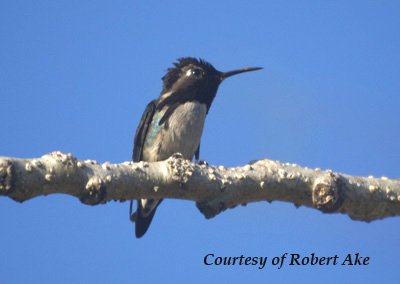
<box><xmin>160</xmin><ymin>57</ymin><xmax>262</xmax><ymax>109</ymax></box>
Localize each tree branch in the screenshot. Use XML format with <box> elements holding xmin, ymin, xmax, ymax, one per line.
<box><xmin>1</xmin><ymin>151</ymin><xmax>399</xmax><ymax>222</ymax></box>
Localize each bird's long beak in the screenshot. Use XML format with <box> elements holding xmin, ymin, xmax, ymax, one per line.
<box><xmin>220</xmin><ymin>67</ymin><xmax>263</xmax><ymax>80</ymax></box>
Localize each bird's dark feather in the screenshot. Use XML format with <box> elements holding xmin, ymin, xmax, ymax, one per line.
<box><xmin>135</xmin><ymin>200</ymin><xmax>163</xmax><ymax>238</ymax></box>
<box><xmin>157</xmin><ymin>91</ymin><xmax>195</xmax><ymax>112</ymax></box>
<box><xmin>161</xmin><ymin>57</ymin><xmax>216</xmax><ymax>94</ymax></box>
<box><xmin>132</xmin><ymin>99</ymin><xmax>162</xmax><ymax>238</ymax></box>
<box><xmin>195</xmin><ymin>144</ymin><xmax>200</xmax><ymax>161</ymax></box>
<box><xmin>159</xmin><ymin>102</ymin><xmax>179</xmax><ymax>126</ymax></box>
<box><xmin>133</xmin><ymin>100</ymin><xmax>156</xmax><ymax>162</ymax></box>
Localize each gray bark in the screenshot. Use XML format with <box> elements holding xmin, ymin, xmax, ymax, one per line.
<box><xmin>1</xmin><ymin>151</ymin><xmax>399</xmax><ymax>221</ymax></box>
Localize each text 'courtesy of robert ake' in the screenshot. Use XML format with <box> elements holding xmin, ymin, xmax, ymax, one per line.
<box><xmin>203</xmin><ymin>253</ymin><xmax>370</xmax><ymax>270</ymax></box>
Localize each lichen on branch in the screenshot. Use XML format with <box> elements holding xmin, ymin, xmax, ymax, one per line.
<box><xmin>1</xmin><ymin>151</ymin><xmax>399</xmax><ymax>222</ymax></box>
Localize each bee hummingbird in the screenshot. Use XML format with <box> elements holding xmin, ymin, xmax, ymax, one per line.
<box><xmin>130</xmin><ymin>57</ymin><xmax>262</xmax><ymax>238</ymax></box>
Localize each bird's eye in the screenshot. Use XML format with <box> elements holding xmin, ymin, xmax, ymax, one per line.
<box><xmin>185</xmin><ymin>68</ymin><xmax>202</xmax><ymax>77</ymax></box>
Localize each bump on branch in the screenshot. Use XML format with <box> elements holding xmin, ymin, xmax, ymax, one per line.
<box><xmin>1</xmin><ymin>151</ymin><xmax>400</xmax><ymax>222</ymax></box>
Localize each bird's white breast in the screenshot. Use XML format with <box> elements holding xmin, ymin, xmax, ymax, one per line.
<box><xmin>142</xmin><ymin>101</ymin><xmax>207</xmax><ymax>161</ymax></box>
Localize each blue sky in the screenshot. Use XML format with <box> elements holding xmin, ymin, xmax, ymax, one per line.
<box><xmin>1</xmin><ymin>1</ymin><xmax>400</xmax><ymax>283</ymax></box>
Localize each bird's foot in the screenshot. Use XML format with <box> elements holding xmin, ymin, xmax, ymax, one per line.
<box><xmin>197</xmin><ymin>160</ymin><xmax>209</xmax><ymax>166</ymax></box>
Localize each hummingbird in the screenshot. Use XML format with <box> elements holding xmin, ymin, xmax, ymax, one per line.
<box><xmin>130</xmin><ymin>57</ymin><xmax>262</xmax><ymax>238</ymax></box>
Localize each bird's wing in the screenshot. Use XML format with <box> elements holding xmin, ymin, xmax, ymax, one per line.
<box><xmin>132</xmin><ymin>99</ymin><xmax>157</xmax><ymax>162</ymax></box>
<box><xmin>131</xmin><ymin>99</ymin><xmax>161</xmax><ymax>238</ymax></box>
<box><xmin>195</xmin><ymin>144</ymin><xmax>200</xmax><ymax>161</ymax></box>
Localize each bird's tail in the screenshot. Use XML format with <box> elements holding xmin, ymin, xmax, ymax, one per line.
<box><xmin>130</xmin><ymin>199</ymin><xmax>160</xmax><ymax>238</ymax></box>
